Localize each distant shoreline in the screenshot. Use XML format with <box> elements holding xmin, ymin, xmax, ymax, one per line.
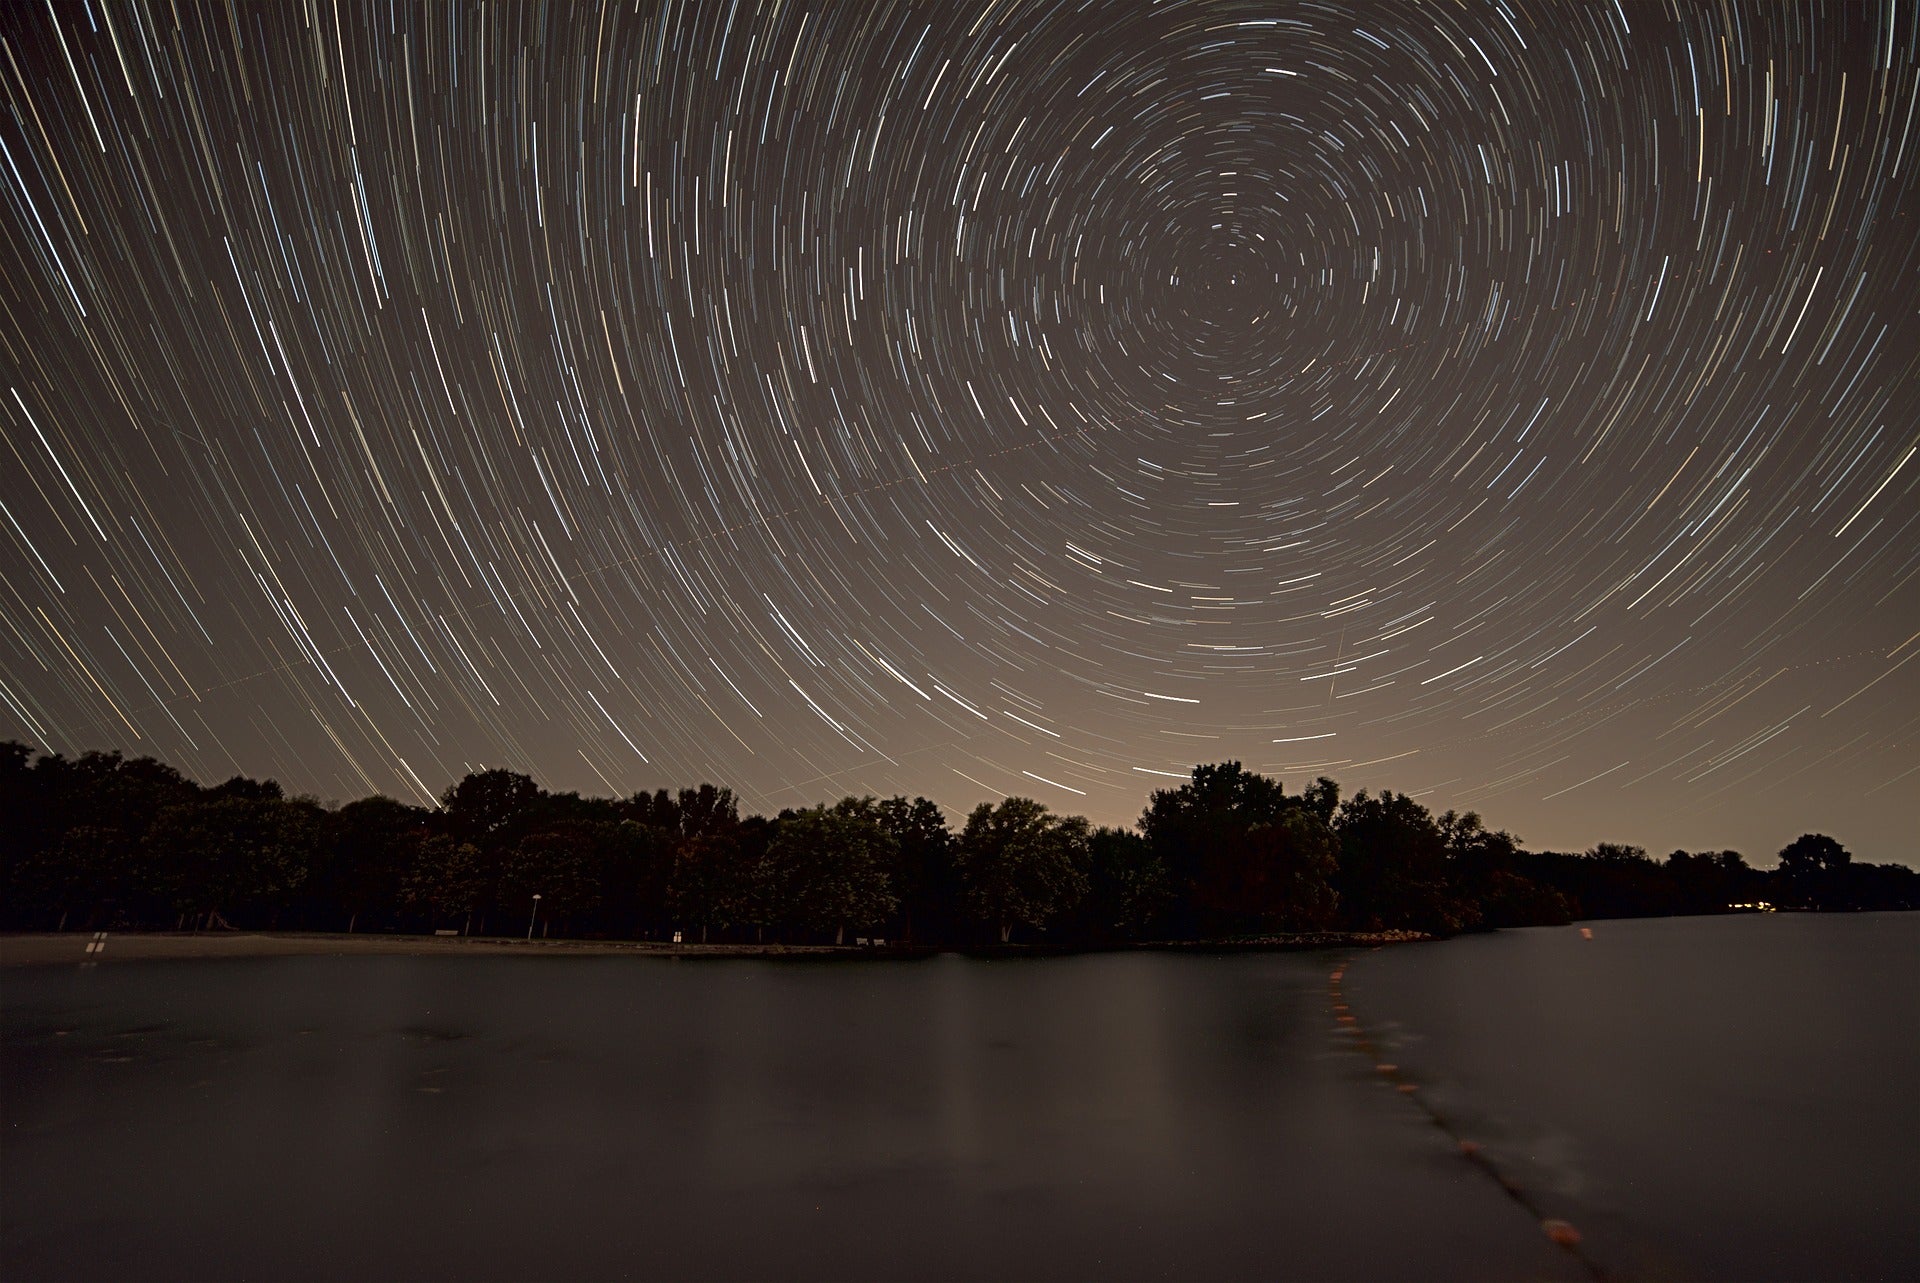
<box><xmin>0</xmin><ymin>928</ymin><xmax>1431</xmax><ymax>967</ymax></box>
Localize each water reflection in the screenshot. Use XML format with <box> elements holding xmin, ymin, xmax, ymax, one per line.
<box><xmin>5</xmin><ymin>950</ymin><xmax>1587</xmax><ymax>1281</ymax></box>
<box><xmin>1347</xmin><ymin>913</ymin><xmax>1920</xmax><ymax>1282</ymax></box>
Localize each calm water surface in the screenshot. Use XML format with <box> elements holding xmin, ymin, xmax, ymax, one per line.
<box><xmin>1346</xmin><ymin>911</ymin><xmax>1920</xmax><ymax>1282</ymax></box>
<box><xmin>5</xmin><ymin>914</ymin><xmax>1914</xmax><ymax>1281</ymax></box>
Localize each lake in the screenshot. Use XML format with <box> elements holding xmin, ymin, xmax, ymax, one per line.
<box><xmin>4</xmin><ymin>914</ymin><xmax>1914</xmax><ymax>1281</ymax></box>
<box><xmin>1345</xmin><ymin>911</ymin><xmax>1920</xmax><ymax>1282</ymax></box>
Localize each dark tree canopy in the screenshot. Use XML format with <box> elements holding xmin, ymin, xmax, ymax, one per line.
<box><xmin>765</xmin><ymin>798</ymin><xmax>898</xmax><ymax>942</ymax></box>
<box><xmin>440</xmin><ymin>769</ymin><xmax>540</xmax><ymax>844</ymax></box>
<box><xmin>2</xmin><ymin>741</ymin><xmax>1912</xmax><ymax>941</ymax></box>
<box><xmin>400</xmin><ymin>833</ymin><xmax>486</xmax><ymax>930</ymax></box>
<box><xmin>1082</xmin><ymin>826</ymin><xmax>1171</xmax><ymax>939</ymax></box>
<box><xmin>957</xmin><ymin>796</ymin><xmax>1091</xmax><ymax>943</ymax></box>
<box><xmin>143</xmin><ymin>794</ymin><xmax>320</xmax><ymax>926</ymax></box>
<box><xmin>875</xmin><ymin>795</ymin><xmax>956</xmax><ymax>943</ymax></box>
<box><xmin>1139</xmin><ymin>761</ymin><xmax>1340</xmax><ymax>936</ymax></box>
<box><xmin>1777</xmin><ymin>833</ymin><xmax>1853</xmax><ymax>909</ymax></box>
<box><xmin>1334</xmin><ymin>790</ymin><xmax>1460</xmax><ymax>932</ymax></box>
<box><xmin>310</xmin><ymin>796</ymin><xmax>427</xmax><ymax>931</ymax></box>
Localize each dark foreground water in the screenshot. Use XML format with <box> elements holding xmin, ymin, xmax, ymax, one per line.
<box><xmin>1345</xmin><ymin>911</ymin><xmax>1920</xmax><ymax>1282</ymax></box>
<box><xmin>4</xmin><ymin>915</ymin><xmax>1914</xmax><ymax>1281</ymax></box>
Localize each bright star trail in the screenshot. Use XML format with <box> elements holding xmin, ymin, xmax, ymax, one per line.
<box><xmin>1</xmin><ymin>1</ymin><xmax>1915</xmax><ymax>861</ymax></box>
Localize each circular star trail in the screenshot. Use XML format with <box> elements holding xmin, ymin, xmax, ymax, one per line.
<box><xmin>2</xmin><ymin>1</ymin><xmax>1916</xmax><ymax>859</ymax></box>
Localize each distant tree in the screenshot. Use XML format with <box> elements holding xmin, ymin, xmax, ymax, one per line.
<box><xmin>440</xmin><ymin>769</ymin><xmax>541</xmax><ymax>846</ymax></box>
<box><xmin>144</xmin><ymin>795</ymin><xmax>320</xmax><ymax>929</ymax></box>
<box><xmin>8</xmin><ymin>824</ymin><xmax>133</xmax><ymax>930</ymax></box>
<box><xmin>1840</xmin><ymin>861</ymin><xmax>1920</xmax><ymax>911</ymax></box>
<box><xmin>205</xmin><ymin>774</ymin><xmax>283</xmax><ymax>803</ymax></box>
<box><xmin>667</xmin><ymin>827</ymin><xmax>760</xmax><ymax>942</ymax></box>
<box><xmin>1140</xmin><ymin>761</ymin><xmax>1296</xmax><ymax>936</ymax></box>
<box><xmin>625</xmin><ymin>782</ymin><xmax>741</xmax><ymax>843</ymax></box>
<box><xmin>622</xmin><ymin>786</ymin><xmax>681</xmax><ymax>831</ymax></box>
<box><xmin>619</xmin><ymin>790</ymin><xmax>686</xmax><ymax>934</ymax></box>
<box><xmin>1435</xmin><ymin>812</ymin><xmax>1568</xmax><ymax>928</ymax></box>
<box><xmin>587</xmin><ymin>818</ymin><xmax>654</xmax><ymax>936</ymax></box>
<box><xmin>525</xmin><ymin>789</ymin><xmax>622</xmax><ymax>832</ymax></box>
<box><xmin>732</xmin><ymin>814</ymin><xmax>777</xmax><ymax>937</ymax></box>
<box><xmin>764</xmin><ymin>799</ymin><xmax>898</xmax><ymax>943</ymax></box>
<box><xmin>499</xmin><ymin>825</ymin><xmax>603</xmax><ymax>934</ymax></box>
<box><xmin>310</xmin><ymin>796</ymin><xmax>427</xmax><ymax>932</ymax></box>
<box><xmin>9</xmin><ymin>735</ymin><xmax>1908</xmax><ymax>942</ymax></box>
<box><xmin>1665</xmin><ymin>849</ymin><xmax>1754</xmax><ymax>915</ymax></box>
<box><xmin>36</xmin><ymin>750</ymin><xmax>134</xmax><ymax>824</ymax></box>
<box><xmin>1209</xmin><ymin>809</ymin><xmax>1341</xmax><ymax>933</ymax></box>
<box><xmin>1439</xmin><ymin>811</ymin><xmax>1567</xmax><ymax>929</ymax></box>
<box><xmin>674</xmin><ymin>783</ymin><xmax>740</xmax><ymax>839</ymax></box>
<box><xmin>89</xmin><ymin>753</ymin><xmax>201</xmax><ymax>835</ymax></box>
<box><xmin>400</xmin><ymin>833</ymin><xmax>487</xmax><ymax>932</ymax></box>
<box><xmin>620</xmin><ymin>784</ymin><xmax>751</xmax><ymax>941</ymax></box>
<box><xmin>876</xmin><ymin>795</ymin><xmax>956</xmax><ymax>943</ymax></box>
<box><xmin>1299</xmin><ymin>776</ymin><xmax>1341</xmax><ymax>826</ymax></box>
<box><xmin>1777</xmin><ymin>834</ymin><xmax>1851</xmax><ymax>909</ymax></box>
<box><xmin>1334</xmin><ymin>790</ymin><xmax>1462</xmax><ymax>932</ymax></box>
<box><xmin>0</xmin><ymin>742</ymin><xmax>44</xmax><ymax>911</ymax></box>
<box><xmin>956</xmin><ymin>797</ymin><xmax>1091</xmax><ymax>943</ymax></box>
<box><xmin>1082</xmin><ymin>826</ymin><xmax>1172</xmax><ymax>940</ymax></box>
<box><xmin>1509</xmin><ymin>843</ymin><xmax>1681</xmax><ymax>920</ymax></box>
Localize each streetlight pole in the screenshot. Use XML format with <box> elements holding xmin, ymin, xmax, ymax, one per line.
<box><xmin>527</xmin><ymin>893</ymin><xmax>542</xmax><ymax>941</ymax></box>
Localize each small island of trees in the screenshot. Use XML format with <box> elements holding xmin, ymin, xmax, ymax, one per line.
<box><xmin>2</xmin><ymin>742</ymin><xmax>1914</xmax><ymax>945</ymax></box>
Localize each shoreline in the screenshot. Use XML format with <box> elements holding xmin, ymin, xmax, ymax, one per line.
<box><xmin>0</xmin><ymin>928</ymin><xmax>1431</xmax><ymax>967</ymax></box>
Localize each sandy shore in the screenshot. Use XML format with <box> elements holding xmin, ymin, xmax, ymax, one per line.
<box><xmin>0</xmin><ymin>928</ymin><xmax>1431</xmax><ymax>967</ymax></box>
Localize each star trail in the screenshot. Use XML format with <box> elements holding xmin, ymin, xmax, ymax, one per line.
<box><xmin>1</xmin><ymin>0</ymin><xmax>1915</xmax><ymax>861</ymax></box>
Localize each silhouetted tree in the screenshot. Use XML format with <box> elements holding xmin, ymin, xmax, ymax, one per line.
<box><xmin>309</xmin><ymin>797</ymin><xmax>427</xmax><ymax>932</ymax></box>
<box><xmin>1080</xmin><ymin>826</ymin><xmax>1172</xmax><ymax>940</ymax></box>
<box><xmin>675</xmin><ymin>783</ymin><xmax>740</xmax><ymax>839</ymax></box>
<box><xmin>3</xmin><ymin>737</ymin><xmax>1913</xmax><ymax>940</ymax></box>
<box><xmin>0</xmin><ymin>742</ymin><xmax>44</xmax><ymax>903</ymax></box>
<box><xmin>85</xmin><ymin>752</ymin><xmax>200</xmax><ymax>836</ymax></box>
<box><xmin>876</xmin><ymin>795</ymin><xmax>956</xmax><ymax>943</ymax></box>
<box><xmin>956</xmin><ymin>797</ymin><xmax>1090</xmax><ymax>943</ymax></box>
<box><xmin>621</xmin><ymin>784</ymin><xmax>751</xmax><ymax>941</ymax></box>
<box><xmin>1510</xmin><ymin>844</ymin><xmax>1681</xmax><ymax>920</ymax></box>
<box><xmin>498</xmin><ymin>826</ymin><xmax>603</xmax><ymax>935</ymax></box>
<box><xmin>1841</xmin><ymin>860</ymin><xmax>1920</xmax><ymax>910</ymax></box>
<box><xmin>2</xmin><ymin>748</ymin><xmax>201</xmax><ymax>926</ymax></box>
<box><xmin>1140</xmin><ymin>761</ymin><xmax>1302</xmax><ymax>936</ymax></box>
<box><xmin>401</xmin><ymin>833</ymin><xmax>487</xmax><ymax>932</ymax></box>
<box><xmin>205</xmin><ymin>774</ymin><xmax>284</xmax><ymax>803</ymax></box>
<box><xmin>144</xmin><ymin>795</ymin><xmax>320</xmax><ymax>929</ymax></box>
<box><xmin>1210</xmin><ymin>808</ymin><xmax>1341</xmax><ymax>932</ymax></box>
<box><xmin>668</xmin><ymin>828</ymin><xmax>762</xmax><ymax>942</ymax></box>
<box><xmin>1334</xmin><ymin>790</ymin><xmax>1462</xmax><ymax>932</ymax></box>
<box><xmin>1299</xmin><ymin>776</ymin><xmax>1341</xmax><ymax>826</ymax></box>
<box><xmin>8</xmin><ymin>824</ymin><xmax>132</xmax><ymax>930</ymax></box>
<box><xmin>765</xmin><ymin>798</ymin><xmax>898</xmax><ymax>943</ymax></box>
<box><xmin>1665</xmin><ymin>849</ymin><xmax>1754</xmax><ymax>915</ymax></box>
<box><xmin>440</xmin><ymin>769</ymin><xmax>540</xmax><ymax>846</ymax></box>
<box><xmin>1777</xmin><ymin>833</ymin><xmax>1851</xmax><ymax>909</ymax></box>
<box><xmin>1438</xmin><ymin>811</ymin><xmax>1573</xmax><ymax>929</ymax></box>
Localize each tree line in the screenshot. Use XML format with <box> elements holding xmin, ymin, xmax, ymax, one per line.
<box><xmin>3</xmin><ymin>743</ymin><xmax>1913</xmax><ymax>943</ymax></box>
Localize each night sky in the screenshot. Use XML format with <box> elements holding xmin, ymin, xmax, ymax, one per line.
<box><xmin>2</xmin><ymin>1</ymin><xmax>1915</xmax><ymax>864</ymax></box>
